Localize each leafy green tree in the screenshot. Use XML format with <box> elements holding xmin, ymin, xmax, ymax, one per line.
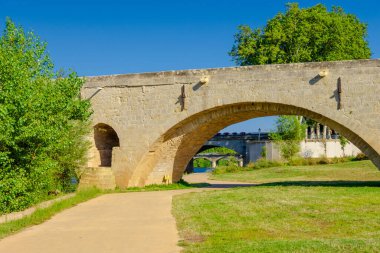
<box><xmin>199</xmin><ymin>147</ymin><xmax>237</xmax><ymax>155</ymax></box>
<box><xmin>270</xmin><ymin>116</ymin><xmax>306</xmax><ymax>160</ymax></box>
<box><xmin>339</xmin><ymin>135</ymin><xmax>349</xmax><ymax>157</ymax></box>
<box><xmin>193</xmin><ymin>158</ymin><xmax>211</xmax><ymax>168</ymax></box>
<box><xmin>230</xmin><ymin>3</ymin><xmax>371</xmax><ymax>65</ymax></box>
<box><xmin>218</xmin><ymin>156</ymin><xmax>238</xmax><ymax>167</ymax></box>
<box><xmin>260</xmin><ymin>146</ymin><xmax>267</xmax><ymax>159</ymax></box>
<box><xmin>229</xmin><ymin>3</ymin><xmax>369</xmax><ymax>158</ymax></box>
<box><xmin>0</xmin><ymin>19</ymin><xmax>91</xmax><ymax>213</ymax></box>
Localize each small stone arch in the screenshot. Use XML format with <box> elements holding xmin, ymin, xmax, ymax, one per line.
<box><xmin>94</xmin><ymin>123</ymin><xmax>120</xmax><ymax>167</ymax></box>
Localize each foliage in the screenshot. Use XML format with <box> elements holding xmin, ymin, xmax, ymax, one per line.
<box><xmin>0</xmin><ymin>19</ymin><xmax>91</xmax><ymax>214</ymax></box>
<box><xmin>211</xmin><ymin>155</ymin><xmax>366</xmax><ymax>176</ymax></box>
<box><xmin>339</xmin><ymin>135</ymin><xmax>349</xmax><ymax>156</ymax></box>
<box><xmin>254</xmin><ymin>158</ymin><xmax>284</xmax><ymax>169</ymax></box>
<box><xmin>269</xmin><ymin>115</ymin><xmax>306</xmax><ymax>160</ymax></box>
<box><xmin>270</xmin><ymin>116</ymin><xmax>306</xmax><ymax>141</ymax></box>
<box><xmin>352</xmin><ymin>152</ymin><xmax>368</xmax><ymax>161</ymax></box>
<box><xmin>229</xmin><ymin>3</ymin><xmax>371</xmax><ymax>66</ymax></box>
<box><xmin>217</xmin><ymin>156</ymin><xmax>238</xmax><ymax>166</ymax></box>
<box><xmin>193</xmin><ymin>158</ymin><xmax>211</xmax><ymax>168</ymax></box>
<box><xmin>212</xmin><ymin>165</ymin><xmax>249</xmax><ymax>175</ymax></box>
<box><xmin>199</xmin><ymin>147</ymin><xmax>237</xmax><ymax>155</ymax></box>
<box><xmin>260</xmin><ymin>146</ymin><xmax>267</xmax><ymax>159</ymax></box>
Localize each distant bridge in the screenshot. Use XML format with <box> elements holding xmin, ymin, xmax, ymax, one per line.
<box><xmin>199</xmin><ymin>132</ymin><xmax>269</xmax><ymax>164</ymax></box>
<box><xmin>193</xmin><ymin>153</ymin><xmax>244</xmax><ymax>168</ymax></box>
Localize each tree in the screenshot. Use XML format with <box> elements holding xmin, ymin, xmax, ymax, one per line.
<box><xmin>230</xmin><ymin>3</ymin><xmax>371</xmax><ymax>66</ymax></box>
<box><xmin>339</xmin><ymin>135</ymin><xmax>349</xmax><ymax>157</ymax></box>
<box><xmin>269</xmin><ymin>116</ymin><xmax>306</xmax><ymax>160</ymax></box>
<box><xmin>199</xmin><ymin>147</ymin><xmax>237</xmax><ymax>155</ymax></box>
<box><xmin>0</xmin><ymin>19</ymin><xmax>91</xmax><ymax>213</ymax></box>
<box><xmin>229</xmin><ymin>3</ymin><xmax>369</xmax><ymax>159</ymax></box>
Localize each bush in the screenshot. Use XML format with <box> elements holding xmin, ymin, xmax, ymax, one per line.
<box><xmin>247</xmin><ymin>162</ymin><xmax>255</xmax><ymax>168</ymax></box>
<box><xmin>0</xmin><ymin>20</ymin><xmax>91</xmax><ymax>214</ymax></box>
<box><xmin>353</xmin><ymin>153</ymin><xmax>368</xmax><ymax>161</ymax></box>
<box><xmin>213</xmin><ymin>164</ymin><xmax>251</xmax><ymax>175</ymax></box>
<box><xmin>193</xmin><ymin>158</ymin><xmax>211</xmax><ymax>168</ymax></box>
<box><xmin>317</xmin><ymin>156</ymin><xmax>331</xmax><ymax>164</ymax></box>
<box><xmin>252</xmin><ymin>158</ymin><xmax>284</xmax><ymax>169</ymax></box>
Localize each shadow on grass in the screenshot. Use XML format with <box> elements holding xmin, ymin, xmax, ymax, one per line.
<box><xmin>204</xmin><ymin>181</ymin><xmax>380</xmax><ymax>189</ymax></box>
<box><xmin>254</xmin><ymin>180</ymin><xmax>380</xmax><ymax>187</ymax></box>
<box><xmin>206</xmin><ymin>183</ymin><xmax>257</xmax><ymax>189</ymax></box>
<box><xmin>113</xmin><ymin>179</ymin><xmax>210</xmax><ymax>193</ymax></box>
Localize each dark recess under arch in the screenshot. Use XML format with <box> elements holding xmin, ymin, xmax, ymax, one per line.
<box><xmin>94</xmin><ymin>123</ymin><xmax>120</xmax><ymax>167</ymax></box>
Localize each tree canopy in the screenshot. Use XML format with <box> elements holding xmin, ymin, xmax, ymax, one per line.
<box><xmin>229</xmin><ymin>3</ymin><xmax>371</xmax><ymax>66</ymax></box>
<box><xmin>229</xmin><ymin>3</ymin><xmax>371</xmax><ymax>158</ymax></box>
<box><xmin>0</xmin><ymin>19</ymin><xmax>91</xmax><ymax>213</ymax></box>
<box><xmin>269</xmin><ymin>116</ymin><xmax>306</xmax><ymax>160</ymax></box>
<box><xmin>199</xmin><ymin>147</ymin><xmax>237</xmax><ymax>155</ymax></box>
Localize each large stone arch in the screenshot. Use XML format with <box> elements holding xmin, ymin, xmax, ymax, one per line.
<box><xmin>128</xmin><ymin>102</ymin><xmax>379</xmax><ymax>186</ymax></box>
<box><xmin>82</xmin><ymin>59</ymin><xmax>380</xmax><ymax>188</ymax></box>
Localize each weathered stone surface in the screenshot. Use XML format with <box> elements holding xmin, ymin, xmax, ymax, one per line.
<box><xmin>78</xmin><ymin>167</ymin><xmax>116</xmax><ymax>190</ymax></box>
<box><xmin>81</xmin><ymin>59</ymin><xmax>380</xmax><ymax>188</ymax></box>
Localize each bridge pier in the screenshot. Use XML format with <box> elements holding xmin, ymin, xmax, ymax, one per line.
<box><xmin>211</xmin><ymin>159</ymin><xmax>217</xmax><ymax>169</ymax></box>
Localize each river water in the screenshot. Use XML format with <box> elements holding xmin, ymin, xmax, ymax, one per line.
<box><xmin>193</xmin><ymin>167</ymin><xmax>213</xmax><ymax>173</ymax></box>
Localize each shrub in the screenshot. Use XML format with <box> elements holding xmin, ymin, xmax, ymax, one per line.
<box><xmin>247</xmin><ymin>162</ymin><xmax>255</xmax><ymax>168</ymax></box>
<box><xmin>193</xmin><ymin>158</ymin><xmax>211</xmax><ymax>168</ymax></box>
<box><xmin>254</xmin><ymin>158</ymin><xmax>284</xmax><ymax>169</ymax></box>
<box><xmin>317</xmin><ymin>156</ymin><xmax>331</xmax><ymax>164</ymax></box>
<box><xmin>354</xmin><ymin>153</ymin><xmax>368</xmax><ymax>161</ymax></box>
<box><xmin>0</xmin><ymin>19</ymin><xmax>91</xmax><ymax>214</ymax></box>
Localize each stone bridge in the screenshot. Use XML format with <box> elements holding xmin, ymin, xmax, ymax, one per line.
<box><xmin>200</xmin><ymin>132</ymin><xmax>270</xmax><ymax>164</ymax></box>
<box><xmin>193</xmin><ymin>153</ymin><xmax>244</xmax><ymax>168</ymax></box>
<box><xmin>81</xmin><ymin>59</ymin><xmax>380</xmax><ymax>188</ymax></box>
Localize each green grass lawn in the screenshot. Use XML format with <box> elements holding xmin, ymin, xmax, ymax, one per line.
<box><xmin>209</xmin><ymin>160</ymin><xmax>380</xmax><ymax>185</ymax></box>
<box><xmin>173</xmin><ymin>161</ymin><xmax>380</xmax><ymax>252</ymax></box>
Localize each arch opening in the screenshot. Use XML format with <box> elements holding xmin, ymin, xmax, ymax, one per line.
<box><xmin>129</xmin><ymin>102</ymin><xmax>379</xmax><ymax>186</ymax></box>
<box><xmin>94</xmin><ymin>123</ymin><xmax>120</xmax><ymax>167</ymax></box>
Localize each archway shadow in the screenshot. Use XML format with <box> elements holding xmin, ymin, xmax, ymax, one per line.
<box><xmin>184</xmin><ymin>179</ymin><xmax>380</xmax><ymax>189</ymax></box>
<box><xmin>254</xmin><ymin>180</ymin><xmax>380</xmax><ymax>187</ymax></box>
<box><xmin>200</xmin><ymin>180</ymin><xmax>380</xmax><ymax>189</ymax></box>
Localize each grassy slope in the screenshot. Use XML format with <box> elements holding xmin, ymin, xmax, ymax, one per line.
<box><xmin>209</xmin><ymin>160</ymin><xmax>380</xmax><ymax>184</ymax></box>
<box><xmin>173</xmin><ymin>161</ymin><xmax>380</xmax><ymax>252</ymax></box>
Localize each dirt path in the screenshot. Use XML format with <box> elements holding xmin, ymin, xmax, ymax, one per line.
<box><xmin>0</xmin><ymin>173</ymin><xmax>250</xmax><ymax>253</ymax></box>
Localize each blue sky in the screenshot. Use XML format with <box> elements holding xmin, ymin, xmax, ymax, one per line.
<box><xmin>2</xmin><ymin>0</ymin><xmax>379</xmax><ymax>133</ymax></box>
